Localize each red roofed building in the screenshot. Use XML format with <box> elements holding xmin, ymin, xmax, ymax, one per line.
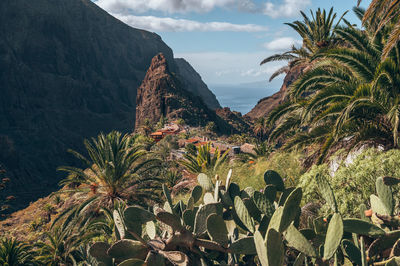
<box><xmin>194</xmin><ymin>141</ymin><xmax>209</xmax><ymax>147</ymax></box>
<box><xmin>150</xmin><ymin>131</ymin><xmax>164</xmax><ymax>142</ymax></box>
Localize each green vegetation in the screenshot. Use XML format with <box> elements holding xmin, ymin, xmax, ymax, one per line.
<box><xmin>58</xmin><ymin>131</ymin><xmax>162</xmax><ymax>208</ymax></box>
<box><xmin>2</xmin><ymin>1</ymin><xmax>400</xmax><ymax>265</ymax></box>
<box><xmin>179</xmin><ymin>142</ymin><xmax>229</xmax><ymax>176</ymax></box>
<box><xmin>156</xmin><ymin>115</ymin><xmax>168</xmax><ymax>130</ymax></box>
<box><xmin>222</xmin><ymin>150</ymin><xmax>304</xmax><ymax>190</ymax></box>
<box><xmin>262</xmin><ymin>3</ymin><xmax>400</xmax><ymax>163</ymax></box>
<box><xmin>253</xmin><ymin>117</ymin><xmax>268</xmax><ymax>140</ymax></box>
<box><xmin>300</xmin><ymin>148</ymin><xmax>400</xmax><ymax>217</ymax></box>
<box><xmin>358</xmin><ymin>0</ymin><xmax>400</xmax><ymax>59</ymax></box>
<box><xmin>261</xmin><ymin>7</ymin><xmax>348</xmax><ymax>81</ymax></box>
<box><xmin>205</xmin><ymin>121</ymin><xmax>217</xmax><ymax>133</ymax></box>
<box><xmin>8</xmin><ymin>168</ymin><xmax>394</xmax><ymax>265</ymax></box>
<box><xmin>2</xmin><ymin>134</ymin><xmax>400</xmax><ymax>264</ymax></box>
<box><xmin>0</xmin><ymin>238</ymin><xmax>35</xmax><ymax>265</ymax></box>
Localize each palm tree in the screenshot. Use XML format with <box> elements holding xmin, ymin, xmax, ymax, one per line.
<box><xmin>58</xmin><ymin>131</ymin><xmax>162</xmax><ymax>209</ymax></box>
<box><xmin>253</xmin><ymin>117</ymin><xmax>267</xmax><ymax>140</ymax></box>
<box><xmin>242</xmin><ymin>141</ymin><xmax>274</xmax><ymax>161</ymax></box>
<box><xmin>0</xmin><ymin>238</ymin><xmax>36</xmax><ymax>266</ymax></box>
<box><xmin>164</xmin><ymin>170</ymin><xmax>183</xmax><ymax>189</ymax></box>
<box><xmin>36</xmin><ymin>203</ymin><xmax>99</xmax><ymax>265</ymax></box>
<box><xmin>266</xmin><ymin>11</ymin><xmax>400</xmax><ymax>162</ymax></box>
<box><xmin>261</xmin><ymin>8</ymin><xmax>348</xmax><ymax>81</ymax></box>
<box><xmin>359</xmin><ymin>0</ymin><xmax>400</xmax><ymax>58</ymax></box>
<box><xmin>180</xmin><ymin>143</ymin><xmax>229</xmax><ymax>176</ymax></box>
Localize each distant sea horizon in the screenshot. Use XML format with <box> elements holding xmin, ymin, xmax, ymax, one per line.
<box><xmin>210</xmin><ymin>80</ymin><xmax>282</xmax><ymax>115</ymax></box>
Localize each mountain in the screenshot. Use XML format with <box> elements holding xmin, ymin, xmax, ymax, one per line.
<box><xmin>0</xmin><ymin>0</ymin><xmax>220</xmax><ymax>211</ymax></box>
<box><xmin>174</xmin><ymin>58</ymin><xmax>221</xmax><ymax>110</ymax></box>
<box><xmin>135</xmin><ymin>53</ymin><xmax>231</xmax><ymax>133</ymax></box>
<box><xmin>245</xmin><ymin>66</ymin><xmax>304</xmax><ymax>120</ymax></box>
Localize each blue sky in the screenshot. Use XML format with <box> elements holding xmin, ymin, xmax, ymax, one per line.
<box><xmin>94</xmin><ymin>0</ymin><xmax>370</xmax><ymax>113</ymax></box>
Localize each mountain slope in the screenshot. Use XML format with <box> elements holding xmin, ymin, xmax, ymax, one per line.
<box><xmin>0</xmin><ymin>0</ymin><xmax>220</xmax><ymax>211</ymax></box>
<box><xmin>174</xmin><ymin>58</ymin><xmax>221</xmax><ymax>110</ymax></box>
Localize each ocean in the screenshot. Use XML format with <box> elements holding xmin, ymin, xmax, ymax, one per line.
<box><xmin>210</xmin><ymin>82</ymin><xmax>280</xmax><ymax>115</ymax></box>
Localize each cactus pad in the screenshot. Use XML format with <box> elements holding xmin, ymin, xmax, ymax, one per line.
<box><xmin>263</xmin><ymin>170</ymin><xmax>285</xmax><ymax>191</ymax></box>
<box><xmin>234</xmin><ymin>196</ymin><xmax>255</xmax><ymax>233</ymax></box>
<box><xmin>323</xmin><ymin>213</ymin><xmax>343</xmax><ymax>260</ymax></box>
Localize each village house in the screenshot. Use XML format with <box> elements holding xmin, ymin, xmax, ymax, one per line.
<box><xmin>149</xmin><ymin>122</ymin><xmax>184</xmax><ymax>142</ymax></box>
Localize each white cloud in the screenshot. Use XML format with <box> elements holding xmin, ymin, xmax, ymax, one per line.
<box><xmin>96</xmin><ymin>0</ymin><xmax>245</xmax><ymax>14</ymax></box>
<box><xmin>240</xmin><ymin>64</ymin><xmax>284</xmax><ymax>77</ymax></box>
<box><xmin>114</xmin><ymin>14</ymin><xmax>268</xmax><ymax>32</ymax></box>
<box><xmin>263</xmin><ymin>37</ymin><xmax>301</xmax><ymax>51</ymax></box>
<box><xmin>96</xmin><ymin>0</ymin><xmax>312</xmax><ymax>17</ymax></box>
<box><xmin>263</xmin><ymin>0</ymin><xmax>311</xmax><ymax>18</ymax></box>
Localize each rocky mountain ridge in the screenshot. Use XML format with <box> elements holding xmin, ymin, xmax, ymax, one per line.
<box><xmin>135</xmin><ymin>53</ymin><xmax>232</xmax><ymax>133</ymax></box>
<box><xmin>0</xmin><ymin>0</ymin><xmax>221</xmax><ymax>211</ymax></box>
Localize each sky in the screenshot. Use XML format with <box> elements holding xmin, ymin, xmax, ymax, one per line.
<box><xmin>93</xmin><ymin>0</ymin><xmax>370</xmax><ymax>113</ymax></box>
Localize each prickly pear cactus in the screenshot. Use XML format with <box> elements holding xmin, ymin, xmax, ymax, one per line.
<box><xmin>89</xmin><ymin>170</ymin><xmax>400</xmax><ymax>266</ymax></box>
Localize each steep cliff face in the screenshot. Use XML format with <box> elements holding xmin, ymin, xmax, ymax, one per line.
<box><xmin>245</xmin><ymin>66</ymin><xmax>304</xmax><ymax>120</ymax></box>
<box><xmin>135</xmin><ymin>54</ymin><xmax>231</xmax><ymax>132</ymax></box>
<box><xmin>0</xmin><ymin>0</ymin><xmax>219</xmax><ymax>211</ymax></box>
<box><xmin>174</xmin><ymin>58</ymin><xmax>221</xmax><ymax>110</ymax></box>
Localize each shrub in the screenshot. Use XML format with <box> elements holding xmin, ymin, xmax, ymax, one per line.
<box><xmin>299</xmin><ymin>148</ymin><xmax>400</xmax><ymax>217</ymax></box>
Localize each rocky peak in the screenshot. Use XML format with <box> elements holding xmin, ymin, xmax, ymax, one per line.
<box><xmin>147</xmin><ymin>53</ymin><xmax>170</xmax><ymax>77</ymax></box>
<box><xmin>135</xmin><ymin>53</ymin><xmax>176</xmax><ymax>128</ymax></box>
<box><xmin>135</xmin><ymin>53</ymin><xmax>232</xmax><ymax>133</ymax></box>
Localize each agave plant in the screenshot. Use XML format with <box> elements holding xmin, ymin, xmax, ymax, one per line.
<box><xmin>58</xmin><ymin>131</ymin><xmax>162</xmax><ymax>208</ymax></box>
<box><xmin>163</xmin><ymin>170</ymin><xmax>183</xmax><ymax>189</ymax></box>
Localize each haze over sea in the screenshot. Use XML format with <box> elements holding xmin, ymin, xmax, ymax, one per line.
<box><xmin>210</xmin><ymin>78</ymin><xmax>282</xmax><ymax>114</ymax></box>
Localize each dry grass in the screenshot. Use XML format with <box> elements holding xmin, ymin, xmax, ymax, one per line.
<box><xmin>0</xmin><ymin>189</ymin><xmax>84</xmax><ymax>243</ymax></box>
<box><xmin>215</xmin><ymin>150</ymin><xmax>306</xmax><ymax>190</ymax></box>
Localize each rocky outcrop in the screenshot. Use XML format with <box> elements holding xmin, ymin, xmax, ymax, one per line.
<box><xmin>174</xmin><ymin>58</ymin><xmax>221</xmax><ymax>110</ymax></box>
<box><xmin>245</xmin><ymin>66</ymin><xmax>304</xmax><ymax>119</ymax></box>
<box><xmin>0</xmin><ymin>0</ymin><xmax>219</xmax><ymax>212</ymax></box>
<box><xmin>216</xmin><ymin>107</ymin><xmax>250</xmax><ymax>133</ymax></box>
<box><xmin>135</xmin><ymin>54</ymin><xmax>231</xmax><ymax>133</ymax></box>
